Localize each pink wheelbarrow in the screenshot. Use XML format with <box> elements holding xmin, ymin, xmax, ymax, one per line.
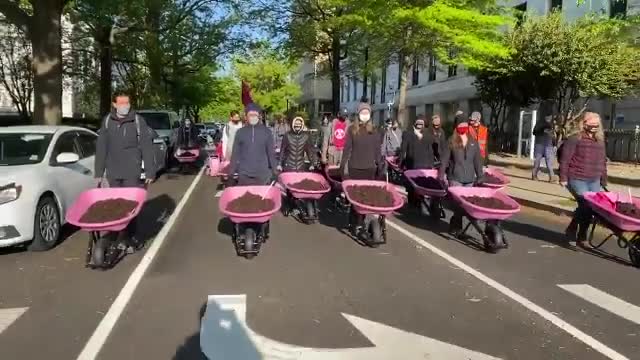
<box><xmin>323</xmin><ymin>165</ymin><xmax>350</xmax><ymax>211</ymax></box>
<box><xmin>404</xmin><ymin>169</ymin><xmax>447</xmax><ymax>219</ymax></box>
<box><xmin>583</xmin><ymin>191</ymin><xmax>640</xmax><ymax>267</ymax></box>
<box><xmin>343</xmin><ymin>180</ymin><xmax>405</xmax><ymax>247</ymax></box>
<box><xmin>66</xmin><ymin>187</ymin><xmax>147</xmax><ymax>269</ymax></box>
<box><xmin>219</xmin><ymin>185</ymin><xmax>281</xmax><ymax>259</ymax></box>
<box><xmin>481</xmin><ymin>167</ymin><xmax>510</xmax><ymax>189</ymax></box>
<box><xmin>278</xmin><ymin>172</ymin><xmax>330</xmax><ymax>224</ymax></box>
<box><xmin>448</xmin><ymin>186</ymin><xmax>520</xmax><ymax>253</ymax></box>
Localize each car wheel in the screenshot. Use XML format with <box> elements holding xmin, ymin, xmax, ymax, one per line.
<box><xmin>29</xmin><ymin>196</ymin><xmax>61</xmax><ymax>251</ymax></box>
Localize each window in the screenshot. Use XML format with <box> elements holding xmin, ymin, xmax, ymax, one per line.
<box><xmin>76</xmin><ymin>132</ymin><xmax>97</xmax><ymax>158</ymax></box>
<box><xmin>0</xmin><ymin>133</ymin><xmax>53</xmax><ymax>166</ymax></box>
<box><xmin>610</xmin><ymin>0</ymin><xmax>627</xmax><ymax>18</ymax></box>
<box><xmin>412</xmin><ymin>58</ymin><xmax>419</xmax><ymax>86</ymax></box>
<box><xmin>341</xmin><ymin>81</ymin><xmax>344</xmax><ymax>102</ymax></box>
<box><xmin>138</xmin><ymin>112</ymin><xmax>171</xmax><ymax>130</ymax></box>
<box><xmin>51</xmin><ymin>132</ymin><xmax>80</xmax><ymax>163</ymax></box>
<box><xmin>428</xmin><ymin>55</ymin><xmax>437</xmax><ymax>82</ymax></box>
<box><xmin>448</xmin><ymin>49</ymin><xmax>457</xmax><ymax>78</ymax></box>
<box><xmin>549</xmin><ymin>0</ymin><xmax>562</xmax><ymax>11</ymax></box>
<box><xmin>347</xmin><ymin>78</ymin><xmax>351</xmax><ymax>102</ymax></box>
<box><xmin>352</xmin><ymin>77</ymin><xmax>357</xmax><ymax>100</ymax></box>
<box><xmin>381</xmin><ymin>65</ymin><xmax>387</xmax><ymax>103</ymax></box>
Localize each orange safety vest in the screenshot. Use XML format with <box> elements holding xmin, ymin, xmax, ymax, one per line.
<box><xmin>470</xmin><ymin>125</ymin><xmax>488</xmax><ymax>158</ymax></box>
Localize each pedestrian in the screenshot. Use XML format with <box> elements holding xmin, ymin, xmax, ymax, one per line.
<box><xmin>321</xmin><ymin>108</ymin><xmax>350</xmax><ymax>166</ymax></box>
<box><xmin>278</xmin><ymin>116</ymin><xmax>318</xmax><ymax>172</ymax></box>
<box><xmin>174</xmin><ymin>116</ymin><xmax>199</xmax><ymax>152</ymax></box>
<box><xmin>94</xmin><ymin>91</ymin><xmax>155</xmax><ymax>252</ymax></box>
<box><xmin>273</xmin><ymin>115</ymin><xmax>289</xmax><ymax>157</ymax></box>
<box><xmin>400</xmin><ymin>116</ymin><xmax>437</xmax><ymax>207</ymax></box>
<box><xmin>429</xmin><ymin>114</ymin><xmax>447</xmax><ymax>166</ymax></box>
<box><xmin>532</xmin><ymin>115</ymin><xmax>556</xmax><ymax>182</ymax></box>
<box><xmin>468</xmin><ymin>111</ymin><xmax>489</xmax><ymax>166</ymax></box>
<box><xmin>221</xmin><ymin>110</ymin><xmax>243</xmax><ymax>161</ymax></box>
<box><xmin>227</xmin><ymin>103</ymin><xmax>277</xmax><ymax>186</ymax></box>
<box><xmin>382</xmin><ymin>118</ymin><xmax>403</xmax><ymax>157</ymax></box>
<box><xmin>439</xmin><ymin>114</ymin><xmax>483</xmax><ymax>236</ymax></box>
<box><xmin>559</xmin><ymin>112</ymin><xmax>607</xmax><ymax>248</ymax></box>
<box><xmin>340</xmin><ymin>101</ymin><xmax>384</xmax><ymax>237</ymax></box>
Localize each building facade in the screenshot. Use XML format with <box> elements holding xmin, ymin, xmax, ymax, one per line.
<box><xmin>296</xmin><ymin>57</ymin><xmax>333</xmax><ymax>123</ymax></box>
<box><xmin>339</xmin><ymin>0</ymin><xmax>640</xmax><ymax>129</ymax></box>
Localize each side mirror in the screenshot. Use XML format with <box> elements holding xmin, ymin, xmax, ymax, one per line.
<box><xmin>56</xmin><ymin>152</ymin><xmax>80</xmax><ymax>164</ymax></box>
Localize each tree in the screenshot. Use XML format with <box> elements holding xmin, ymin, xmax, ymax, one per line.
<box><xmin>500</xmin><ymin>12</ymin><xmax>640</xmax><ymax>133</ymax></box>
<box><xmin>233</xmin><ymin>48</ymin><xmax>302</xmax><ymax>115</ymax></box>
<box><xmin>256</xmin><ymin>0</ymin><xmax>357</xmax><ymax>114</ymax></box>
<box><xmin>200</xmin><ymin>76</ymin><xmax>242</xmax><ymax>121</ymax></box>
<box><xmin>0</xmin><ymin>0</ymin><xmax>70</xmax><ymax>125</ymax></box>
<box><xmin>0</xmin><ymin>22</ymin><xmax>33</xmax><ymax>121</ymax></box>
<box><xmin>351</xmin><ymin>0</ymin><xmax>512</xmax><ymax>127</ymax></box>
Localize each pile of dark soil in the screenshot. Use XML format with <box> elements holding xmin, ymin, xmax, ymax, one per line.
<box><xmin>80</xmin><ymin>198</ymin><xmax>138</xmax><ymax>223</ymax></box>
<box><xmin>346</xmin><ymin>185</ymin><xmax>395</xmax><ymax>208</ymax></box>
<box><xmin>461</xmin><ymin>196</ymin><xmax>516</xmax><ymax>210</ymax></box>
<box><xmin>327</xmin><ymin>168</ymin><xmax>342</xmax><ymax>182</ymax></box>
<box><xmin>616</xmin><ymin>202</ymin><xmax>640</xmax><ymax>219</ymax></box>
<box><xmin>483</xmin><ymin>173</ymin><xmax>504</xmax><ymax>185</ymax></box>
<box><xmin>289</xmin><ymin>179</ymin><xmax>327</xmax><ymax>191</ymax></box>
<box><xmin>180</xmin><ymin>151</ymin><xmax>196</xmax><ymax>157</ymax></box>
<box><xmin>412</xmin><ymin>176</ymin><xmax>443</xmax><ymax>190</ymax></box>
<box><xmin>227</xmin><ymin>192</ymin><xmax>275</xmax><ymax>213</ymax></box>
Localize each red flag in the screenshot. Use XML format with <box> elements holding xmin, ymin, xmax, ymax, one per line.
<box><xmin>241</xmin><ymin>80</ymin><xmax>253</xmax><ymax>106</ymax></box>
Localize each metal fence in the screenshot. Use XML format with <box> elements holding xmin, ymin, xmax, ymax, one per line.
<box><xmin>488</xmin><ymin>127</ymin><xmax>640</xmax><ymax>163</ymax></box>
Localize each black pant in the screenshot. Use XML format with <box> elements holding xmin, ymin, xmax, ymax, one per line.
<box><xmin>107</xmin><ymin>178</ymin><xmax>144</xmax><ymax>241</ymax></box>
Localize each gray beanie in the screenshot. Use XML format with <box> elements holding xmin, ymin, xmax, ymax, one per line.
<box><xmin>357</xmin><ymin>102</ymin><xmax>371</xmax><ymax>113</ymax></box>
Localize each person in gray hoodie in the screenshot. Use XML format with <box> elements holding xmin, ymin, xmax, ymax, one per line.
<box><xmin>382</xmin><ymin>118</ymin><xmax>403</xmax><ymax>156</ymax></box>
<box><xmin>228</xmin><ymin>103</ymin><xmax>277</xmax><ymax>185</ymax></box>
<box><xmin>95</xmin><ymin>91</ymin><xmax>156</xmax><ymax>251</ymax></box>
<box><xmin>439</xmin><ymin>114</ymin><xmax>483</xmax><ymax>235</ymax></box>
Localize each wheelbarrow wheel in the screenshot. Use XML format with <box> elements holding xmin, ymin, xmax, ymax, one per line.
<box><xmin>243</xmin><ymin>227</ymin><xmax>256</xmax><ymax>259</ymax></box>
<box><xmin>368</xmin><ymin>216</ymin><xmax>383</xmax><ymax>248</ymax></box>
<box><xmin>484</xmin><ymin>223</ymin><xmax>505</xmax><ymax>254</ymax></box>
<box><xmin>629</xmin><ymin>240</ymin><xmax>640</xmax><ymax>268</ymax></box>
<box><xmin>91</xmin><ymin>235</ymin><xmax>109</xmax><ymax>267</ymax></box>
<box><xmin>306</xmin><ymin>200</ymin><xmax>316</xmax><ymax>222</ymax></box>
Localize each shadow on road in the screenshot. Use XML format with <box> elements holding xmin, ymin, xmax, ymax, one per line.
<box><xmin>136</xmin><ymin>194</ymin><xmax>177</xmax><ymax>244</ymax></box>
<box><xmin>173</xmin><ymin>301</ymin><xmax>262</xmax><ymax>360</ymax></box>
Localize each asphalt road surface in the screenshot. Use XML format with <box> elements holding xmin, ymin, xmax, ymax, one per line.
<box><xmin>1</xmin><ymin>169</ymin><xmax>639</xmax><ymax>360</ymax></box>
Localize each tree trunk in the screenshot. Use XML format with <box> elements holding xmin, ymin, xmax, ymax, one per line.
<box><xmin>362</xmin><ymin>47</ymin><xmax>369</xmax><ymax>101</ymax></box>
<box><xmin>97</xmin><ymin>27</ymin><xmax>113</xmax><ymax>118</ymax></box>
<box><xmin>396</xmin><ymin>53</ymin><xmax>410</xmax><ymax>128</ymax></box>
<box><xmin>145</xmin><ymin>0</ymin><xmax>164</xmax><ymax>104</ymax></box>
<box><xmin>29</xmin><ymin>0</ymin><xmax>64</xmax><ymax>125</ymax></box>
<box><xmin>330</xmin><ymin>33</ymin><xmax>341</xmax><ymax>115</ymax></box>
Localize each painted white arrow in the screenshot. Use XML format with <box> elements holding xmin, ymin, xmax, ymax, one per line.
<box><xmin>0</xmin><ymin>307</ymin><xmax>28</xmax><ymax>334</ymax></box>
<box><xmin>200</xmin><ymin>295</ymin><xmax>501</xmax><ymax>360</ymax></box>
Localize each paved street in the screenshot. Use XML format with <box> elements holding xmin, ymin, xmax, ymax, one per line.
<box><xmin>1</xmin><ymin>168</ymin><xmax>639</xmax><ymax>360</ymax></box>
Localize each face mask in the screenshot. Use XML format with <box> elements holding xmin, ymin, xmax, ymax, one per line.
<box><xmin>414</xmin><ymin>123</ymin><xmax>424</xmax><ymax>130</ymax></box>
<box><xmin>116</xmin><ymin>105</ymin><xmax>130</xmax><ymax>117</ymax></box>
<box><xmin>360</xmin><ymin>114</ymin><xmax>371</xmax><ymax>122</ymax></box>
<box><xmin>248</xmin><ymin>116</ymin><xmax>259</xmax><ymax>125</ymax></box>
<box><xmin>585</xmin><ymin>125</ymin><xmax>599</xmax><ymax>133</ymax></box>
<box><xmin>456</xmin><ymin>127</ymin><xmax>469</xmax><ymax>135</ymax></box>
<box><xmin>294</xmin><ymin>126</ymin><xmax>302</xmax><ymax>132</ymax></box>
<box><xmin>185</xmin><ymin>121</ymin><xmax>191</xmax><ymax>127</ymax></box>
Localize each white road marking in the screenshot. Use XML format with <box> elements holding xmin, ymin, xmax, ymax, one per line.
<box><xmin>0</xmin><ymin>307</ymin><xmax>28</xmax><ymax>334</ymax></box>
<box><xmin>201</xmin><ymin>294</ymin><xmax>501</xmax><ymax>360</ymax></box>
<box><xmin>76</xmin><ymin>168</ymin><xmax>205</xmax><ymax>360</ymax></box>
<box><xmin>559</xmin><ymin>284</ymin><xmax>640</xmax><ymax>325</ymax></box>
<box><xmin>385</xmin><ymin>219</ymin><xmax>629</xmax><ymax>360</ymax></box>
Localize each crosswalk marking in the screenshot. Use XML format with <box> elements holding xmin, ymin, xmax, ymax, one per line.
<box><xmin>0</xmin><ymin>307</ymin><xmax>28</xmax><ymax>334</ymax></box>
<box><xmin>559</xmin><ymin>284</ymin><xmax>640</xmax><ymax>325</ymax></box>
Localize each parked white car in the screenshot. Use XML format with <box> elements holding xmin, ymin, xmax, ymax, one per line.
<box><xmin>0</xmin><ymin>126</ymin><xmax>97</xmax><ymax>251</ymax></box>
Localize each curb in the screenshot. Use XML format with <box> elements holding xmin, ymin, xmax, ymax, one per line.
<box><xmin>509</xmin><ymin>195</ymin><xmax>573</xmax><ymax>217</ymax></box>
<box><xmin>489</xmin><ymin>159</ymin><xmax>640</xmax><ymax>187</ymax></box>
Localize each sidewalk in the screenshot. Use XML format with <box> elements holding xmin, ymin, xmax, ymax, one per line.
<box><xmin>489</xmin><ymin>153</ymin><xmax>640</xmax><ymax>187</ymax></box>
<box><xmin>493</xmin><ymin>165</ymin><xmax>640</xmax><ymax>216</ymax></box>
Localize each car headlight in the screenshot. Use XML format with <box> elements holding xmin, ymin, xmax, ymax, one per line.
<box><xmin>0</xmin><ymin>183</ymin><xmax>22</xmax><ymax>205</ymax></box>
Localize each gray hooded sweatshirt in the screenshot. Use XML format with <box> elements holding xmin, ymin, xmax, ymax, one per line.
<box><xmin>228</xmin><ymin>123</ymin><xmax>277</xmax><ymax>179</ymax></box>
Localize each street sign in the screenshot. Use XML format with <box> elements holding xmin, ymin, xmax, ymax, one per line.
<box><xmin>0</xmin><ymin>307</ymin><xmax>28</xmax><ymax>335</ymax></box>
<box><xmin>200</xmin><ymin>295</ymin><xmax>501</xmax><ymax>359</ymax></box>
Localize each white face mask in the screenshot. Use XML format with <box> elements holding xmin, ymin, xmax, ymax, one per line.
<box><xmin>359</xmin><ymin>114</ymin><xmax>371</xmax><ymax>122</ymax></box>
<box><xmin>248</xmin><ymin>116</ymin><xmax>259</xmax><ymax>125</ymax></box>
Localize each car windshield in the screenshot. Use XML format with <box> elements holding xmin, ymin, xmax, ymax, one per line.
<box><xmin>138</xmin><ymin>112</ymin><xmax>171</xmax><ymax>130</ymax></box>
<box><xmin>0</xmin><ymin>133</ymin><xmax>53</xmax><ymax>166</ymax></box>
